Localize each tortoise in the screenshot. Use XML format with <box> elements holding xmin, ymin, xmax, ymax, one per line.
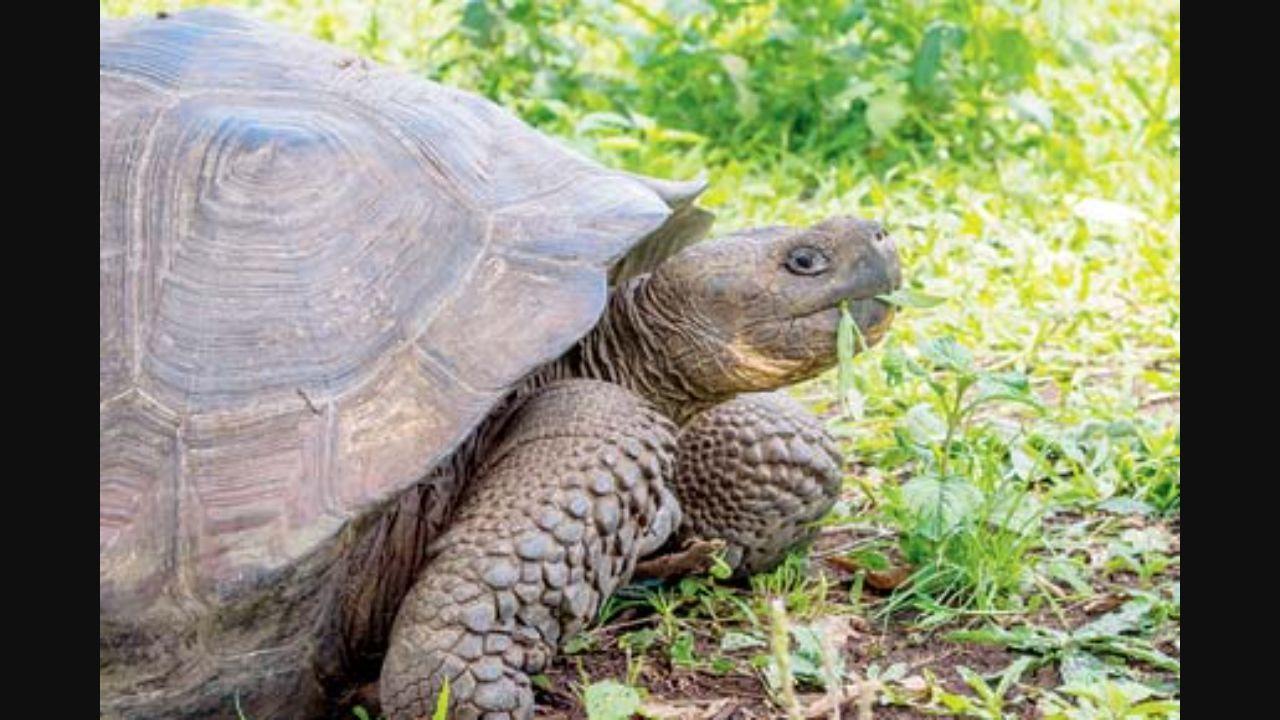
<box><xmin>99</xmin><ymin>9</ymin><xmax>902</xmax><ymax>720</ymax></box>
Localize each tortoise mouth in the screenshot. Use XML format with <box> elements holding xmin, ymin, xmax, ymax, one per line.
<box><xmin>848</xmin><ymin>297</ymin><xmax>895</xmax><ymax>346</ymax></box>
<box><xmin>789</xmin><ymin>295</ymin><xmax>895</xmax><ymax>350</ymax></box>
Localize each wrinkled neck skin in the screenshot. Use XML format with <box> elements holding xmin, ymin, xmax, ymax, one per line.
<box><xmin>535</xmin><ymin>275</ymin><xmax>726</xmax><ymax>426</ymax></box>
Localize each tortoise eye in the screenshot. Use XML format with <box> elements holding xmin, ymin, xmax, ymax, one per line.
<box><xmin>785</xmin><ymin>246</ymin><xmax>830</xmax><ymax>276</ymax></box>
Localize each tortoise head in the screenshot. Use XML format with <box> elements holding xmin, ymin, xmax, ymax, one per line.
<box><xmin>643</xmin><ymin>215</ymin><xmax>902</xmax><ymax>397</ymax></box>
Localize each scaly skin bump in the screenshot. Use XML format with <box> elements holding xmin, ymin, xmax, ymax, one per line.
<box><xmin>672</xmin><ymin>392</ymin><xmax>843</xmax><ymax>575</ymax></box>
<box><xmin>379</xmin><ymin>380</ymin><xmax>679</xmax><ymax>719</ymax></box>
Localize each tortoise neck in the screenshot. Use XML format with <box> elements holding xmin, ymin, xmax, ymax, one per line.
<box><xmin>541</xmin><ymin>276</ymin><xmax>722</xmax><ymax>425</ymax></box>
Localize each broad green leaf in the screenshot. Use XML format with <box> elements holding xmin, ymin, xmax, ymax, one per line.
<box><xmin>1076</xmin><ymin>598</ymin><xmax>1154</xmax><ymax>640</ymax></box>
<box><xmin>620</xmin><ymin>629</ymin><xmax>658</xmax><ymax>654</ymax></box>
<box><xmin>720</xmin><ymin>631</ymin><xmax>766</xmax><ymax>652</ymax></box>
<box><xmin>583</xmin><ymin>680</ymin><xmax>642</xmax><ymax>720</ymax></box>
<box><xmin>563</xmin><ymin>632</ymin><xmax>595</xmax><ymax>654</ymax></box>
<box><xmin>460</xmin><ymin>0</ymin><xmax>495</xmax><ymax>46</ymax></box>
<box><xmin>876</xmin><ymin>287</ymin><xmax>947</xmax><ymax>308</ymax></box>
<box><xmin>919</xmin><ymin>337</ymin><xmax>973</xmax><ymax>372</ymax></box>
<box><xmin>866</xmin><ymin>87</ymin><xmax>908</xmax><ymax>138</ymax></box>
<box><xmin>992</xmin><ymin>28</ymin><xmax>1036</xmax><ymax>82</ymax></box>
<box><xmin>902</xmin><ymin>475</ymin><xmax>982</xmax><ymax>537</ymax></box>
<box><xmin>669</xmin><ymin>630</ymin><xmax>696</xmax><ymax>667</ymax></box>
<box><xmin>902</xmin><ymin>403</ymin><xmax>947</xmax><ymax>444</ymax></box>
<box><xmin>912</xmin><ymin>24</ymin><xmax>946</xmax><ymax>91</ymax></box>
<box><xmin>1059</xmin><ymin>650</ymin><xmax>1110</xmax><ymax>686</ymax></box>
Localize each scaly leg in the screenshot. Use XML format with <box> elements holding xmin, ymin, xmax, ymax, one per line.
<box><xmin>671</xmin><ymin>391</ymin><xmax>842</xmax><ymax>576</ymax></box>
<box><xmin>379</xmin><ymin>380</ymin><xmax>680</xmax><ymax>720</ymax></box>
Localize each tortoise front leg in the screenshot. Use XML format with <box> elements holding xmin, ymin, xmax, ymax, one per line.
<box><xmin>379</xmin><ymin>380</ymin><xmax>679</xmax><ymax>720</ymax></box>
<box><xmin>670</xmin><ymin>391</ymin><xmax>843</xmax><ymax>576</ymax></box>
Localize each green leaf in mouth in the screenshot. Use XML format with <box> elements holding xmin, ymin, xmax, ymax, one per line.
<box><xmin>837</xmin><ymin>300</ymin><xmax>866</xmax><ymax>417</ymax></box>
<box><xmin>875</xmin><ymin>287</ymin><xmax>947</xmax><ymax>309</ymax></box>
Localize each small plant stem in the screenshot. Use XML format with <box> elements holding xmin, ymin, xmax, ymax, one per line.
<box><xmin>818</xmin><ymin>631</ymin><xmax>842</xmax><ymax>720</ymax></box>
<box><xmin>938</xmin><ymin>379</ymin><xmax>969</xmax><ymax>478</ymax></box>
<box><xmin>769</xmin><ymin>598</ymin><xmax>802</xmax><ymax>720</ymax></box>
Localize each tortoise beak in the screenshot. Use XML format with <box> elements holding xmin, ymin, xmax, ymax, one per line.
<box><xmin>848</xmin><ymin>224</ymin><xmax>902</xmax><ymax>300</ymax></box>
<box><xmin>840</xmin><ymin>223</ymin><xmax>901</xmax><ymax>345</ymax></box>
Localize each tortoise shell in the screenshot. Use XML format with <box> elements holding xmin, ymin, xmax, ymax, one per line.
<box><xmin>100</xmin><ymin>8</ymin><xmax>705</xmax><ymax>623</ymax></box>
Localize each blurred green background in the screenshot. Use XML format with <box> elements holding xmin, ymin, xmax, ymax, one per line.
<box><xmin>100</xmin><ymin>1</ymin><xmax>1180</xmax><ymax>716</ymax></box>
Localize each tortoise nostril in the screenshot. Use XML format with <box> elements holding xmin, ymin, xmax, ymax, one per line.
<box><xmin>861</xmin><ymin>220</ymin><xmax>887</xmax><ymax>242</ymax></box>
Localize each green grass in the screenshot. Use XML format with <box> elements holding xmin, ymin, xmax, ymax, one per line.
<box><xmin>103</xmin><ymin>0</ymin><xmax>1179</xmax><ymax>717</ymax></box>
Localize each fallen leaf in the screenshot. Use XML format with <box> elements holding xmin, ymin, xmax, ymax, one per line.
<box><xmin>823</xmin><ymin>556</ymin><xmax>914</xmax><ymax>590</ymax></box>
<box><xmin>633</xmin><ymin>538</ymin><xmax>727</xmax><ymax>580</ymax></box>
